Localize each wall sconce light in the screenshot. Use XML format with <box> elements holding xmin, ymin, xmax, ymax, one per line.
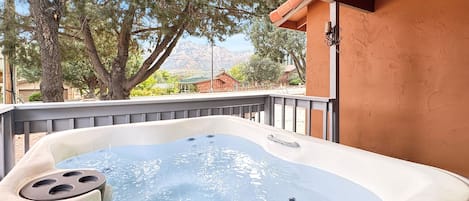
<box><xmin>325</xmin><ymin>21</ymin><xmax>339</xmax><ymax>46</ymax></box>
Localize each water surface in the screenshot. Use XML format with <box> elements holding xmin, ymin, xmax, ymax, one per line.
<box><xmin>56</xmin><ymin>134</ymin><xmax>381</xmax><ymax>201</ymax></box>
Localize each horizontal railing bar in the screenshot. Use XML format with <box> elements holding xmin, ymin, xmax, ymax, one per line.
<box><xmin>274</xmin><ymin>97</ymin><xmax>328</xmax><ymax>111</ymax></box>
<box><xmin>0</xmin><ymin>105</ymin><xmax>15</xmax><ymax>115</ymax></box>
<box><xmin>14</xmin><ymin>97</ymin><xmax>266</xmax><ymax>122</ymax></box>
<box><xmin>269</xmin><ymin>94</ymin><xmax>331</xmax><ymax>103</ymax></box>
<box><xmin>14</xmin><ymin>94</ymin><xmax>272</xmax><ymax>110</ymax></box>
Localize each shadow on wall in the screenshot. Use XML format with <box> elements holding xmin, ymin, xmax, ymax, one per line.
<box><xmin>375</xmin><ymin>0</ymin><xmax>393</xmax><ymax>11</ymax></box>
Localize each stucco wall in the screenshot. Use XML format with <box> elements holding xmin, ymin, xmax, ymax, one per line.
<box><xmin>306</xmin><ymin>2</ymin><xmax>330</xmax><ymax>98</ymax></box>
<box><xmin>306</xmin><ymin>0</ymin><xmax>469</xmax><ymax>177</ymax></box>
<box><xmin>305</xmin><ymin>2</ymin><xmax>331</xmax><ymax>138</ymax></box>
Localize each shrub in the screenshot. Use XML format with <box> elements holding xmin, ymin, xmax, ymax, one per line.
<box><xmin>29</xmin><ymin>92</ymin><xmax>42</xmax><ymax>102</ymax></box>
<box><xmin>289</xmin><ymin>78</ymin><xmax>302</xmax><ymax>85</ymax></box>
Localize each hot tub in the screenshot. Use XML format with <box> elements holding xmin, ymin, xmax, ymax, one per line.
<box><xmin>0</xmin><ymin>116</ymin><xmax>468</xmax><ymax>201</ymax></box>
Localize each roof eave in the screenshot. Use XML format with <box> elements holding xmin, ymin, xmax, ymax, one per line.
<box><xmin>270</xmin><ymin>0</ymin><xmax>375</xmax><ymax>31</ymax></box>
<box><xmin>271</xmin><ymin>0</ymin><xmax>315</xmax><ymax>31</ymax></box>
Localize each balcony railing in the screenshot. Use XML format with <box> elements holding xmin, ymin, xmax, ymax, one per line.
<box><xmin>0</xmin><ymin>93</ymin><xmax>336</xmax><ymax>179</ymax></box>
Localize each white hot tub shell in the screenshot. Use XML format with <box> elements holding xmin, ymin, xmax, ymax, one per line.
<box><xmin>0</xmin><ymin>116</ymin><xmax>468</xmax><ymax>201</ymax></box>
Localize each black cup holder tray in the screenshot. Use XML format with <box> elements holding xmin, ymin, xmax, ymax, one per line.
<box><xmin>20</xmin><ymin>169</ymin><xmax>106</xmax><ymax>201</ymax></box>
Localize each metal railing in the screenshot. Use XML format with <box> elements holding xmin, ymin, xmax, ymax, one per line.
<box><xmin>0</xmin><ymin>93</ymin><xmax>336</xmax><ymax>179</ymax></box>
<box><xmin>0</xmin><ymin>105</ymin><xmax>15</xmax><ymax>179</ymax></box>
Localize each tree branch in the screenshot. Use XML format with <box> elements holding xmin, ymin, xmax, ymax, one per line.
<box><xmin>16</xmin><ymin>24</ymin><xmax>34</xmax><ymax>32</ymax></box>
<box><xmin>60</xmin><ymin>25</ymin><xmax>82</xmax><ymax>30</ymax></box>
<box><xmin>289</xmin><ymin>50</ymin><xmax>306</xmax><ymax>82</ymax></box>
<box><xmin>131</xmin><ymin>27</ymin><xmax>162</xmax><ymax>34</ymax></box>
<box><xmin>58</xmin><ymin>32</ymin><xmax>83</xmax><ymax>41</ymax></box>
<box><xmin>126</xmin><ymin>25</ymin><xmax>185</xmax><ymax>89</ymax></box>
<box><xmin>212</xmin><ymin>6</ymin><xmax>259</xmax><ymax>17</ymax></box>
<box><xmin>143</xmin><ymin>27</ymin><xmax>184</xmax><ymax>78</ymax></box>
<box><xmin>80</xmin><ymin>16</ymin><xmax>110</xmax><ymax>85</ymax></box>
<box><xmin>114</xmin><ymin>4</ymin><xmax>136</xmax><ymax>67</ymax></box>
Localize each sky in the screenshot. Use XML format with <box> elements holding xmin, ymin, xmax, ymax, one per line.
<box><xmin>183</xmin><ymin>34</ymin><xmax>254</xmax><ymax>53</ymax></box>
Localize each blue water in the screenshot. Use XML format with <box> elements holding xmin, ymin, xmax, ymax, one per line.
<box><xmin>56</xmin><ymin>134</ymin><xmax>381</xmax><ymax>201</ymax></box>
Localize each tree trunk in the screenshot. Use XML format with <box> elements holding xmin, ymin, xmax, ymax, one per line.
<box><xmin>289</xmin><ymin>50</ymin><xmax>306</xmax><ymax>83</ymax></box>
<box><xmin>2</xmin><ymin>0</ymin><xmax>17</xmax><ymax>104</ymax></box>
<box><xmin>29</xmin><ymin>0</ymin><xmax>65</xmax><ymax>102</ymax></box>
<box><xmin>97</xmin><ymin>80</ymin><xmax>108</xmax><ymax>100</ymax></box>
<box><xmin>84</xmin><ymin>75</ymin><xmax>98</xmax><ymax>99</ymax></box>
<box><xmin>108</xmin><ymin>6</ymin><xmax>134</xmax><ymax>100</ymax></box>
<box><xmin>109</xmin><ymin>67</ymin><xmax>129</xmax><ymax>99</ymax></box>
<box><xmin>80</xmin><ymin>4</ymin><xmax>185</xmax><ymax>100</ymax></box>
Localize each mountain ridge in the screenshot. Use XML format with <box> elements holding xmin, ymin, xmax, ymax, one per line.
<box><xmin>161</xmin><ymin>41</ymin><xmax>252</xmax><ymax>75</ymax></box>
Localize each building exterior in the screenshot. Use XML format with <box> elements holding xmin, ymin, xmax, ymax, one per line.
<box><xmin>180</xmin><ymin>71</ymin><xmax>240</xmax><ymax>93</ymax></box>
<box><xmin>1</xmin><ymin>47</ymin><xmax>79</xmax><ymax>102</ymax></box>
<box><xmin>16</xmin><ymin>80</ymin><xmax>79</xmax><ymax>102</ymax></box>
<box><xmin>271</xmin><ymin>0</ymin><xmax>469</xmax><ymax>177</ymax></box>
<box><xmin>279</xmin><ymin>65</ymin><xmax>299</xmax><ymax>86</ymax></box>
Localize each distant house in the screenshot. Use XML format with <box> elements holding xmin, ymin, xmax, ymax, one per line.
<box><xmin>1</xmin><ymin>48</ymin><xmax>80</xmax><ymax>102</ymax></box>
<box><xmin>16</xmin><ymin>80</ymin><xmax>80</xmax><ymax>102</ymax></box>
<box><xmin>180</xmin><ymin>70</ymin><xmax>240</xmax><ymax>93</ymax></box>
<box><xmin>278</xmin><ymin>65</ymin><xmax>297</xmax><ymax>86</ymax></box>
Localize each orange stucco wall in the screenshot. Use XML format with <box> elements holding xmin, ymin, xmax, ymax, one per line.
<box><xmin>306</xmin><ymin>2</ymin><xmax>331</xmax><ymax>138</ymax></box>
<box><xmin>305</xmin><ymin>0</ymin><xmax>469</xmax><ymax>177</ymax></box>
<box><xmin>306</xmin><ymin>2</ymin><xmax>330</xmax><ymax>98</ymax></box>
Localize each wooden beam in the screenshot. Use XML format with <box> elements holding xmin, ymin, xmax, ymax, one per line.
<box><xmin>339</xmin><ymin>0</ymin><xmax>375</xmax><ymax>12</ymax></box>
<box><xmin>297</xmin><ymin>16</ymin><xmax>307</xmax><ymax>30</ymax></box>
<box><xmin>280</xmin><ymin>20</ymin><xmax>299</xmax><ymax>30</ymax></box>
<box><xmin>274</xmin><ymin>0</ymin><xmax>315</xmax><ymax>27</ymax></box>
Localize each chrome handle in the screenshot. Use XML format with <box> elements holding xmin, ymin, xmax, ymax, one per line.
<box><xmin>267</xmin><ymin>134</ymin><xmax>300</xmax><ymax>148</ymax></box>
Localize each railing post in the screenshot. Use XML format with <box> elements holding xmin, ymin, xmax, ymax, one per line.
<box><xmin>306</xmin><ymin>101</ymin><xmax>312</xmax><ymax>136</ymax></box>
<box><xmin>281</xmin><ymin>97</ymin><xmax>286</xmax><ymax>129</ymax></box>
<box><xmin>1</xmin><ymin>111</ymin><xmax>15</xmax><ymax>179</ymax></box>
<box><xmin>292</xmin><ymin>99</ymin><xmax>297</xmax><ymax>133</ymax></box>
<box><xmin>329</xmin><ymin>99</ymin><xmax>340</xmax><ymax>143</ymax></box>
<box><xmin>263</xmin><ymin>96</ymin><xmax>272</xmax><ymax>125</ymax></box>
<box><xmin>0</xmin><ymin>113</ymin><xmax>5</xmax><ymax>179</ymax></box>
<box><xmin>322</xmin><ymin>103</ymin><xmax>329</xmax><ymax>140</ymax></box>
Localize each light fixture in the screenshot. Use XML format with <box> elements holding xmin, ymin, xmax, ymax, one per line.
<box><xmin>325</xmin><ymin>21</ymin><xmax>340</xmax><ymax>46</ymax></box>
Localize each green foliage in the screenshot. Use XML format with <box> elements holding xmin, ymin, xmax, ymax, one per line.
<box><xmin>0</xmin><ymin>0</ymin><xmax>18</xmax><ymax>56</ymax></box>
<box><xmin>287</xmin><ymin>71</ymin><xmax>303</xmax><ymax>85</ymax></box>
<box><xmin>130</xmin><ymin>70</ymin><xmax>180</xmax><ymax>97</ymax></box>
<box><xmin>243</xmin><ymin>55</ymin><xmax>282</xmax><ymax>85</ymax></box>
<box><xmin>184</xmin><ymin>84</ymin><xmax>198</xmax><ymax>93</ymax></box>
<box><xmin>154</xmin><ymin>70</ymin><xmax>181</xmax><ymax>94</ymax></box>
<box><xmin>12</xmin><ymin>7</ymin><xmax>143</xmax><ymax>99</ymax></box>
<box><xmin>28</xmin><ymin>92</ymin><xmax>42</xmax><ymax>102</ymax></box>
<box><xmin>16</xmin><ymin>43</ymin><xmax>42</xmax><ymax>83</ymax></box>
<box><xmin>133</xmin><ymin>76</ymin><xmax>157</xmax><ymax>91</ymax></box>
<box><xmin>66</xmin><ymin>0</ymin><xmax>282</xmax><ymax>99</ymax></box>
<box><xmin>154</xmin><ymin>70</ymin><xmax>179</xmax><ymax>85</ymax></box>
<box><xmin>228</xmin><ymin>63</ymin><xmax>247</xmax><ymax>83</ymax></box>
<box><xmin>2</xmin><ymin>1</ymin><xmax>41</xmax><ymax>84</ymax></box>
<box><xmin>248</xmin><ymin>18</ymin><xmax>306</xmax><ymax>82</ymax></box>
<box><xmin>5</xmin><ymin>1</ymin><xmax>283</xmax><ymax>100</ymax></box>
